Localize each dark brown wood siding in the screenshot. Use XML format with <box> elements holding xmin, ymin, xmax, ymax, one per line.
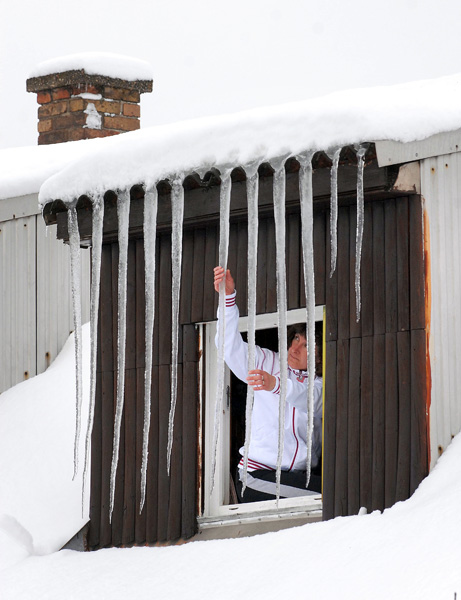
<box><xmin>88</xmin><ymin>176</ymin><xmax>428</xmax><ymax>548</ymax></box>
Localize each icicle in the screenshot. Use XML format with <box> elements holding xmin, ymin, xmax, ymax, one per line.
<box><xmin>241</xmin><ymin>164</ymin><xmax>259</xmax><ymax>495</ymax></box>
<box><xmin>139</xmin><ymin>186</ymin><xmax>158</xmax><ymax>513</ymax></box>
<box><xmin>328</xmin><ymin>148</ymin><xmax>341</xmax><ymax>277</ymax></box>
<box><xmin>68</xmin><ymin>206</ymin><xmax>83</xmax><ymax>480</ymax></box>
<box><xmin>210</xmin><ymin>168</ymin><xmax>232</xmax><ymax>493</ymax></box>
<box><xmin>355</xmin><ymin>146</ymin><xmax>367</xmax><ymax>322</ymax></box>
<box><xmin>81</xmin><ymin>194</ymin><xmax>105</xmax><ymax>513</ymax></box>
<box><xmin>273</xmin><ymin>158</ymin><xmax>288</xmax><ymax>502</ymax></box>
<box><xmin>109</xmin><ymin>189</ymin><xmax>130</xmax><ymax>522</ymax></box>
<box><xmin>298</xmin><ymin>152</ymin><xmax>316</xmax><ymax>488</ymax></box>
<box><xmin>167</xmin><ymin>178</ymin><xmax>185</xmax><ymax>475</ymax></box>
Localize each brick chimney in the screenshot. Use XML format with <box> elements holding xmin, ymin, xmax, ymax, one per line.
<box><xmin>26</xmin><ymin>59</ymin><xmax>153</xmax><ymax>145</ymax></box>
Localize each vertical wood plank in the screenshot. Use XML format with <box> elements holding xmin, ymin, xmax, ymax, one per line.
<box><xmin>179</xmin><ymin>229</ymin><xmax>194</xmax><ymax>326</ymax></box>
<box><xmin>88</xmin><ymin>370</ymin><xmax>102</xmax><ymax>549</ymax></box>
<box><xmin>395</xmin><ymin>331</ymin><xmax>411</xmax><ymax>502</ymax></box>
<box><xmin>122</xmin><ymin>369</ymin><xmax>137</xmax><ymax>545</ymax></box>
<box><xmin>99</xmin><ymin>370</ymin><xmax>114</xmax><ymax>548</ymax></box>
<box><xmin>334</xmin><ymin>338</ymin><xmax>349</xmax><ymax>516</ymax></box>
<box><xmin>372</xmin><ymin>202</ymin><xmax>386</xmax><ymax>335</ymax></box>
<box><xmin>157</xmin><ymin>364</ymin><xmax>170</xmax><ymax>541</ymax></box>
<box><xmin>202</xmin><ymin>225</ymin><xmax>219</xmax><ymax>323</ymax></box>
<box><xmin>410</xmin><ymin>329</ymin><xmax>428</xmax><ymax>494</ymax></box>
<box><xmin>191</xmin><ymin>228</ymin><xmax>206</xmax><ymax>323</ymax></box>
<box><xmin>396</xmin><ymin>197</ymin><xmax>410</xmax><ymax>332</ymax></box>
<box><xmin>135</xmin><ymin>367</ymin><xmax>147</xmax><ymax>544</ymax></box>
<box><xmin>125</xmin><ymin>241</ymin><xmax>137</xmax><ymax>370</ymax></box>
<box><xmin>313</xmin><ymin>211</ymin><xmax>326</xmax><ymax>307</ymax></box>
<box><xmin>360</xmin><ymin>204</ymin><xmax>374</xmax><ymax>337</ymax></box>
<box><xmin>182</xmin><ymin>358</ymin><xmax>198</xmax><ymax>538</ymax></box>
<box><xmin>347</xmin><ymin>337</ymin><xmax>361</xmax><ymax>514</ymax></box>
<box><xmin>287</xmin><ymin>212</ymin><xmax>300</xmax><ymax>310</ymax></box>
<box><xmin>158</xmin><ymin>235</ymin><xmax>172</xmax><ymax>366</ymax></box>
<box><xmin>325</xmin><ymin>214</ymin><xmax>338</xmax><ymax>342</ymax></box>
<box><xmin>322</xmin><ymin>341</ymin><xmax>337</xmax><ymax>521</ymax></box>
<box><xmin>236</xmin><ymin>221</ymin><xmax>248</xmax><ymax>313</ymax></box>
<box><xmin>146</xmin><ymin>365</ymin><xmax>159</xmax><ymax>543</ymax></box>
<box><xmin>337</xmin><ymin>207</ymin><xmax>350</xmax><ymax>341</ymax></box>
<box><xmin>99</xmin><ymin>244</ymin><xmax>114</xmax><ymax>372</ymax></box>
<box><xmin>111</xmin><ymin>390</ymin><xmax>125</xmax><ymax>548</ymax></box>
<box><xmin>372</xmin><ymin>334</ymin><xmax>385</xmax><ymax>512</ymax></box>
<box><xmin>360</xmin><ymin>335</ymin><xmax>373</xmax><ymax>511</ymax></box>
<box><xmin>349</xmin><ymin>204</ymin><xmax>361</xmax><ymax>339</ymax></box>
<box><xmin>384</xmin><ymin>332</ymin><xmax>398</xmax><ymax>508</ymax></box>
<box><xmin>167</xmin><ymin>365</ymin><xmax>183</xmax><ymax>540</ymax></box>
<box><xmin>409</xmin><ymin>196</ymin><xmax>425</xmax><ymax>330</ymax></box>
<box><xmin>135</xmin><ymin>239</ymin><xmax>146</xmax><ymax>370</ymax></box>
<box><xmin>385</xmin><ymin>199</ymin><xmax>398</xmax><ymax>333</ymax></box>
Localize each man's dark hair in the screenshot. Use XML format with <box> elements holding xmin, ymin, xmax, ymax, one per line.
<box><xmin>287</xmin><ymin>322</ymin><xmax>322</xmax><ymax>377</ymax></box>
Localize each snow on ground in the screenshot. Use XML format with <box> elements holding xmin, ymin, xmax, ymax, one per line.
<box><xmin>28</xmin><ymin>52</ymin><xmax>154</xmax><ymax>82</ymax></box>
<box><xmin>1</xmin><ymin>432</ymin><xmax>461</xmax><ymax>599</ymax></box>
<box><xmin>0</xmin><ymin>325</ymin><xmax>90</xmax><ymax>569</ymax></box>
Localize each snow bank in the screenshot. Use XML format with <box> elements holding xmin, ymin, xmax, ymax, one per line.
<box><xmin>37</xmin><ymin>72</ymin><xmax>461</xmax><ymax>204</ymax></box>
<box><xmin>2</xmin><ymin>433</ymin><xmax>461</xmax><ymax>599</ymax></box>
<box><xmin>28</xmin><ymin>52</ymin><xmax>154</xmax><ymax>82</ymax></box>
<box><xmin>0</xmin><ymin>324</ymin><xmax>91</xmax><ymax>564</ymax></box>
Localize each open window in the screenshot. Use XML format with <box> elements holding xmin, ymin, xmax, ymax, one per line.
<box><xmin>197</xmin><ymin>306</ymin><xmax>325</xmax><ymax>536</ymax></box>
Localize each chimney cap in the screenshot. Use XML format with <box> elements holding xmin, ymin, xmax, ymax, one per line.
<box><xmin>26</xmin><ymin>52</ymin><xmax>153</xmax><ymax>93</ymax></box>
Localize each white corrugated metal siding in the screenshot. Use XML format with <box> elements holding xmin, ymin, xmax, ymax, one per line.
<box><xmin>421</xmin><ymin>152</ymin><xmax>461</xmax><ymax>469</ymax></box>
<box><xmin>0</xmin><ymin>194</ymin><xmax>90</xmax><ymax>394</ymax></box>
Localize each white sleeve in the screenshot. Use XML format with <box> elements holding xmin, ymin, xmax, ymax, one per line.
<box><xmin>215</xmin><ymin>291</ymin><xmax>278</xmax><ymax>385</ymax></box>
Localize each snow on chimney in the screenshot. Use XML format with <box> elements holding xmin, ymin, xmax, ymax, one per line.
<box><xmin>26</xmin><ymin>53</ymin><xmax>153</xmax><ymax>145</ymax></box>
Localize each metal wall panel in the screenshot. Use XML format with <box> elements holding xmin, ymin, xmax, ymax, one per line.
<box><xmin>421</xmin><ymin>153</ymin><xmax>461</xmax><ymax>468</ymax></box>
<box><xmin>0</xmin><ymin>215</ymin><xmax>37</xmax><ymax>392</ymax></box>
<box><xmin>0</xmin><ymin>196</ymin><xmax>90</xmax><ymax>395</ymax></box>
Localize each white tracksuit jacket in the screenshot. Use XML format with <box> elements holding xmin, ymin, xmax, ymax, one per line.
<box><xmin>217</xmin><ymin>291</ymin><xmax>323</xmax><ymax>472</ymax></box>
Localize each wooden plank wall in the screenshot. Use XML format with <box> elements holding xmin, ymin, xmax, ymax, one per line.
<box><xmin>88</xmin><ymin>189</ymin><xmax>428</xmax><ymax>548</ymax></box>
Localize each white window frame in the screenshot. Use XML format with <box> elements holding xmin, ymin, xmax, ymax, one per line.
<box><xmin>197</xmin><ymin>306</ymin><xmax>324</xmax><ymax>532</ymax></box>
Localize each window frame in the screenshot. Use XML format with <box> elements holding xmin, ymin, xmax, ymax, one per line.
<box><xmin>197</xmin><ymin>306</ymin><xmax>324</xmax><ymax>532</ymax></box>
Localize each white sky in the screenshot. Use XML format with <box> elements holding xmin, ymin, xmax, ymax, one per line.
<box><xmin>2</xmin><ymin>0</ymin><xmax>461</xmax><ymax>150</ymax></box>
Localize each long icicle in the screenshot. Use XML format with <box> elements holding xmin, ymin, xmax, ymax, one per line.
<box><xmin>109</xmin><ymin>189</ymin><xmax>130</xmax><ymax>522</ymax></box>
<box><xmin>241</xmin><ymin>165</ymin><xmax>259</xmax><ymax>495</ymax></box>
<box><xmin>68</xmin><ymin>206</ymin><xmax>83</xmax><ymax>480</ymax></box>
<box><xmin>355</xmin><ymin>146</ymin><xmax>367</xmax><ymax>322</ymax></box>
<box><xmin>81</xmin><ymin>194</ymin><xmax>104</xmax><ymax>513</ymax></box>
<box><xmin>329</xmin><ymin>148</ymin><xmax>341</xmax><ymax>277</ymax></box>
<box><xmin>140</xmin><ymin>186</ymin><xmax>158</xmax><ymax>513</ymax></box>
<box><xmin>167</xmin><ymin>178</ymin><xmax>185</xmax><ymax>475</ymax></box>
<box><xmin>210</xmin><ymin>168</ymin><xmax>232</xmax><ymax>493</ymax></box>
<box><xmin>273</xmin><ymin>158</ymin><xmax>288</xmax><ymax>502</ymax></box>
<box><xmin>298</xmin><ymin>153</ymin><xmax>316</xmax><ymax>487</ymax></box>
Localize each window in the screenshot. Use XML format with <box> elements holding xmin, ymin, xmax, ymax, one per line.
<box><xmin>197</xmin><ymin>307</ymin><xmax>324</xmax><ymax>535</ymax></box>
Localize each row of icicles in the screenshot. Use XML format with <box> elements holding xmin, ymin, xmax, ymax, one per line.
<box><xmin>65</xmin><ymin>146</ymin><xmax>368</xmax><ymax>521</ymax></box>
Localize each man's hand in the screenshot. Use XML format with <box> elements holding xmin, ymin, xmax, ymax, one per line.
<box><xmin>246</xmin><ymin>369</ymin><xmax>276</xmax><ymax>392</ymax></box>
<box><xmin>213</xmin><ymin>266</ymin><xmax>235</xmax><ymax>295</ymax></box>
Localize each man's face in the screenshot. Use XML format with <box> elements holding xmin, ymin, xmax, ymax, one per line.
<box><xmin>287</xmin><ymin>333</ymin><xmax>308</xmax><ymax>371</ymax></box>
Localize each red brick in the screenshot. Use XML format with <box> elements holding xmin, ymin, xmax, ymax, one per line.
<box><xmin>38</xmin><ymin>119</ymin><xmax>52</xmax><ymax>133</ymax></box>
<box><xmin>52</xmin><ymin>87</ymin><xmax>71</xmax><ymax>101</ymax></box>
<box><xmin>38</xmin><ymin>130</ymin><xmax>68</xmax><ymax>144</ymax></box>
<box><xmin>104</xmin><ymin>115</ymin><xmax>140</xmax><ymax>131</ymax></box>
<box><xmin>69</xmin><ymin>98</ymin><xmax>85</xmax><ymax>112</ymax></box>
<box><xmin>38</xmin><ymin>101</ymin><xmax>68</xmax><ymax>118</ymax></box>
<box><xmin>93</xmin><ymin>99</ymin><xmax>121</xmax><ymax>114</ymax></box>
<box><xmin>67</xmin><ymin>128</ymin><xmax>87</xmax><ymax>142</ymax></box>
<box><xmin>37</xmin><ymin>91</ymin><xmax>52</xmax><ymax>104</ymax></box>
<box><xmin>104</xmin><ymin>86</ymin><xmax>140</xmax><ymax>102</ymax></box>
<box><xmin>53</xmin><ymin>112</ymin><xmax>87</xmax><ymax>130</ymax></box>
<box><xmin>122</xmin><ymin>103</ymin><xmax>140</xmax><ymax>118</ymax></box>
<box><xmin>85</xmin><ymin>129</ymin><xmax>120</xmax><ymax>139</ymax></box>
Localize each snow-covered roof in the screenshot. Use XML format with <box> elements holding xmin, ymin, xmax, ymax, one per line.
<box><xmin>2</xmin><ymin>73</ymin><xmax>461</xmax><ymax>204</ymax></box>
<box><xmin>28</xmin><ymin>52</ymin><xmax>154</xmax><ymax>83</ymax></box>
